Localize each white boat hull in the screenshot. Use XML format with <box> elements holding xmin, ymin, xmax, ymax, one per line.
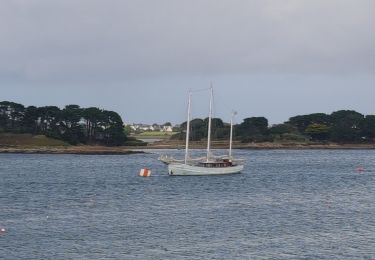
<box><xmin>168</xmin><ymin>163</ymin><xmax>244</xmax><ymax>176</ymax></box>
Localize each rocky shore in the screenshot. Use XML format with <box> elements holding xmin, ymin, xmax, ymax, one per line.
<box><xmin>1</xmin><ymin>141</ymin><xmax>375</xmax><ymax>155</ymax></box>
<box><xmin>141</xmin><ymin>140</ymin><xmax>375</xmax><ymax>150</ymax></box>
<box><xmin>145</xmin><ymin>143</ymin><xmax>375</xmax><ymax>150</ymax></box>
<box><xmin>0</xmin><ymin>145</ymin><xmax>144</xmax><ymax>155</ymax></box>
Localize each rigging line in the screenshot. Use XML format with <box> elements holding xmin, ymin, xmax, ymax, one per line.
<box><xmin>215</xmin><ymin>90</ymin><xmax>240</xmax><ymax>125</ymax></box>
<box><xmin>215</xmin><ymin>90</ymin><xmax>233</xmax><ymax>116</ymax></box>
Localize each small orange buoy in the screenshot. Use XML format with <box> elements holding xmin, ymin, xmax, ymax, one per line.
<box><xmin>139</xmin><ymin>168</ymin><xmax>151</xmax><ymax>177</ymax></box>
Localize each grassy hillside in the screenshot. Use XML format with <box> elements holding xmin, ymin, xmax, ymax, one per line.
<box><xmin>0</xmin><ymin>133</ymin><xmax>69</xmax><ymax>147</ymax></box>
<box><xmin>132</xmin><ymin>131</ymin><xmax>177</xmax><ymax>139</ymax></box>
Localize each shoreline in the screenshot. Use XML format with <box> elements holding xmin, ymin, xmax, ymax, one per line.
<box><xmin>136</xmin><ymin>140</ymin><xmax>375</xmax><ymax>150</ymax></box>
<box><xmin>0</xmin><ymin>146</ymin><xmax>144</xmax><ymax>155</ymax></box>
<box><xmin>1</xmin><ymin>142</ymin><xmax>375</xmax><ymax>155</ymax></box>
<box><xmin>141</xmin><ymin>144</ymin><xmax>375</xmax><ymax>150</ymax></box>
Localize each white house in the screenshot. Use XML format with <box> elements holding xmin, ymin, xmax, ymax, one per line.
<box><xmin>161</xmin><ymin>126</ymin><xmax>173</xmax><ymax>132</ymax></box>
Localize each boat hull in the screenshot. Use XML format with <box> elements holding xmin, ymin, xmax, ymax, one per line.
<box><xmin>168</xmin><ymin>163</ymin><xmax>244</xmax><ymax>176</ymax></box>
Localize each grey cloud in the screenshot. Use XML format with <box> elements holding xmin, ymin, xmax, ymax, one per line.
<box><xmin>1</xmin><ymin>0</ymin><xmax>374</xmax><ymax>82</ymax></box>
<box><xmin>1</xmin><ymin>1</ymin><xmax>375</xmax><ymax>124</ymax></box>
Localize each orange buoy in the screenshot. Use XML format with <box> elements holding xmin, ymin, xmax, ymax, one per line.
<box><xmin>139</xmin><ymin>168</ymin><xmax>151</xmax><ymax>177</ymax></box>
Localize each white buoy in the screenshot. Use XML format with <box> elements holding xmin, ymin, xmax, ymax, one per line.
<box><xmin>0</xmin><ymin>228</ymin><xmax>5</xmax><ymax>233</ymax></box>
<box><xmin>139</xmin><ymin>168</ymin><xmax>151</xmax><ymax>177</ymax></box>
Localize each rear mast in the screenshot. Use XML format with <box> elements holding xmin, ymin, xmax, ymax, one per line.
<box><xmin>185</xmin><ymin>91</ymin><xmax>192</xmax><ymax>164</ymax></box>
<box><xmin>206</xmin><ymin>84</ymin><xmax>213</xmax><ymax>162</ymax></box>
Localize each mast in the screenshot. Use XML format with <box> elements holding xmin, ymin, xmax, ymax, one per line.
<box><xmin>206</xmin><ymin>84</ymin><xmax>213</xmax><ymax>162</ymax></box>
<box><xmin>185</xmin><ymin>91</ymin><xmax>192</xmax><ymax>164</ymax></box>
<box><xmin>229</xmin><ymin>111</ymin><xmax>237</xmax><ymax>160</ymax></box>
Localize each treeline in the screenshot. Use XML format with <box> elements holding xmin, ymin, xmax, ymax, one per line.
<box><xmin>0</xmin><ymin>101</ymin><xmax>126</xmax><ymax>146</ymax></box>
<box><xmin>173</xmin><ymin>110</ymin><xmax>375</xmax><ymax>143</ymax></box>
<box><xmin>2</xmin><ymin>100</ymin><xmax>374</xmax><ymax>145</ymax></box>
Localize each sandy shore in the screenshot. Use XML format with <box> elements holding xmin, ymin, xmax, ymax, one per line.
<box><xmin>1</xmin><ymin>142</ymin><xmax>375</xmax><ymax>155</ymax></box>
<box><xmin>144</xmin><ymin>145</ymin><xmax>375</xmax><ymax>150</ymax></box>
<box><xmin>139</xmin><ymin>140</ymin><xmax>375</xmax><ymax>150</ymax></box>
<box><xmin>0</xmin><ymin>145</ymin><xmax>144</xmax><ymax>155</ymax></box>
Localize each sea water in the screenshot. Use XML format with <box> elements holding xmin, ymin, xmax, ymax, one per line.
<box><xmin>0</xmin><ymin>150</ymin><xmax>374</xmax><ymax>259</ymax></box>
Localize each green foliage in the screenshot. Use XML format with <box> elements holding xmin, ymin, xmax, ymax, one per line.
<box><xmin>288</xmin><ymin>113</ymin><xmax>331</xmax><ymax>133</ymax></box>
<box><xmin>236</xmin><ymin>117</ymin><xmax>269</xmax><ymax>142</ymax></box>
<box><xmin>214</xmin><ymin>127</ymin><xmax>230</xmax><ymax>140</ymax></box>
<box><xmin>60</xmin><ymin>105</ymin><xmax>84</xmax><ymax>145</ymax></box>
<box><xmin>0</xmin><ymin>101</ymin><xmax>127</xmax><ymax>146</ymax></box>
<box><xmin>0</xmin><ymin>133</ymin><xmax>68</xmax><ymax>146</ymax></box>
<box><xmin>330</xmin><ymin>110</ymin><xmax>364</xmax><ymax>142</ymax></box>
<box><xmin>270</xmin><ymin>123</ymin><xmax>297</xmax><ymax>135</ymax></box>
<box><xmin>280</xmin><ymin>133</ymin><xmax>309</xmax><ymax>142</ymax></box>
<box><xmin>22</xmin><ymin>106</ymin><xmax>39</xmax><ymax>134</ymax></box>
<box><xmin>190</xmin><ymin>118</ymin><xmax>206</xmax><ymax>141</ymax></box>
<box><xmin>177</xmin><ymin>117</ymin><xmax>228</xmax><ymax>141</ymax></box>
<box><xmin>361</xmin><ymin>115</ymin><xmax>375</xmax><ymax>140</ymax></box>
<box><xmin>124</xmin><ymin>125</ymin><xmax>133</xmax><ymax>136</ymax></box>
<box><xmin>124</xmin><ymin>137</ymin><xmax>147</xmax><ymax>146</ymax></box>
<box><xmin>174</xmin><ymin>109</ymin><xmax>375</xmax><ymax>144</ymax></box>
<box><xmin>305</xmin><ymin>123</ymin><xmax>330</xmax><ymax>141</ymax></box>
<box><xmin>3</xmin><ymin>99</ymin><xmax>375</xmax><ymax>145</ymax></box>
<box><xmin>0</xmin><ymin>101</ymin><xmax>25</xmax><ymax>132</ymax></box>
<box><xmin>269</xmin><ymin>123</ymin><xmax>300</xmax><ymax>141</ymax></box>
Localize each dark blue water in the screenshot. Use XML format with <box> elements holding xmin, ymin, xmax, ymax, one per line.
<box><xmin>0</xmin><ymin>150</ymin><xmax>374</xmax><ymax>259</ymax></box>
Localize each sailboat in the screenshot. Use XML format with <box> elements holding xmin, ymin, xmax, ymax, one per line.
<box><xmin>167</xmin><ymin>86</ymin><xmax>244</xmax><ymax>176</ymax></box>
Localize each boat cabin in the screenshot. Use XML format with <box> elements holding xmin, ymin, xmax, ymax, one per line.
<box><xmin>199</xmin><ymin>160</ymin><xmax>233</xmax><ymax>168</ymax></box>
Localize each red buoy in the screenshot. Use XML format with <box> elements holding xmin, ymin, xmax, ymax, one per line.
<box><xmin>139</xmin><ymin>168</ymin><xmax>151</xmax><ymax>177</ymax></box>
<box><xmin>356</xmin><ymin>167</ymin><xmax>365</xmax><ymax>173</ymax></box>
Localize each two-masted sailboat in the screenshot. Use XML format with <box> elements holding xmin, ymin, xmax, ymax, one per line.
<box><xmin>167</xmin><ymin>86</ymin><xmax>244</xmax><ymax>176</ymax></box>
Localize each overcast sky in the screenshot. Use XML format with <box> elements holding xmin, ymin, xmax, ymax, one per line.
<box><xmin>1</xmin><ymin>0</ymin><xmax>374</xmax><ymax>125</ymax></box>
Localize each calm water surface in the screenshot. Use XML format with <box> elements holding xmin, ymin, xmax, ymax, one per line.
<box><xmin>0</xmin><ymin>150</ymin><xmax>374</xmax><ymax>259</ymax></box>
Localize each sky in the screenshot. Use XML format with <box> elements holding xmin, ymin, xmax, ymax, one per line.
<box><xmin>1</xmin><ymin>0</ymin><xmax>374</xmax><ymax>125</ymax></box>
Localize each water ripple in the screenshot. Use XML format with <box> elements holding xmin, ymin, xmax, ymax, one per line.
<box><xmin>0</xmin><ymin>150</ymin><xmax>374</xmax><ymax>259</ymax></box>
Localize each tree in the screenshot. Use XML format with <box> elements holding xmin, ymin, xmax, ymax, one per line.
<box><xmin>0</xmin><ymin>101</ymin><xmax>25</xmax><ymax>132</ymax></box>
<box><xmin>82</xmin><ymin>107</ymin><xmax>103</xmax><ymax>143</ymax></box>
<box><xmin>60</xmin><ymin>105</ymin><xmax>84</xmax><ymax>144</ymax></box>
<box><xmin>288</xmin><ymin>113</ymin><xmax>331</xmax><ymax>133</ymax></box>
<box><xmin>236</xmin><ymin>117</ymin><xmax>269</xmax><ymax>142</ymax></box>
<box><xmin>177</xmin><ymin>117</ymin><xmax>226</xmax><ymax>141</ymax></box>
<box><xmin>101</xmin><ymin>110</ymin><xmax>127</xmax><ymax>146</ymax></box>
<box><xmin>305</xmin><ymin>123</ymin><xmax>330</xmax><ymax>141</ymax></box>
<box><xmin>190</xmin><ymin>118</ymin><xmax>206</xmax><ymax>141</ymax></box>
<box><xmin>124</xmin><ymin>125</ymin><xmax>133</xmax><ymax>136</ymax></box>
<box><xmin>330</xmin><ymin>110</ymin><xmax>364</xmax><ymax>142</ymax></box>
<box><xmin>360</xmin><ymin>115</ymin><xmax>375</xmax><ymax>141</ymax></box>
<box><xmin>210</xmin><ymin>118</ymin><xmax>225</xmax><ymax>129</ymax></box>
<box><xmin>269</xmin><ymin>123</ymin><xmax>300</xmax><ymax>141</ymax></box>
<box><xmin>0</xmin><ymin>102</ymin><xmax>8</xmax><ymax>130</ymax></box>
<box><xmin>0</xmin><ymin>100</ymin><xmax>128</xmax><ymax>146</ymax></box>
<box><xmin>269</xmin><ymin>123</ymin><xmax>297</xmax><ymax>136</ymax></box>
<box><xmin>37</xmin><ymin>106</ymin><xmax>61</xmax><ymax>138</ymax></box>
<box><xmin>22</xmin><ymin>106</ymin><xmax>39</xmax><ymax>134</ymax></box>
<box><xmin>214</xmin><ymin>127</ymin><xmax>230</xmax><ymax>139</ymax></box>
<box><xmin>81</xmin><ymin>108</ymin><xmax>127</xmax><ymax>145</ymax></box>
